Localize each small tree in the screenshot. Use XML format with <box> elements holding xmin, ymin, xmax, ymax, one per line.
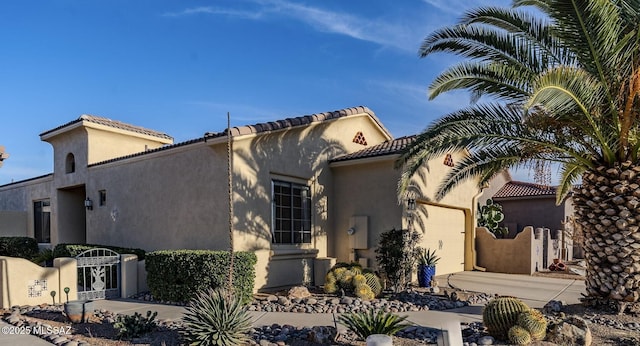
<box><xmin>375</xmin><ymin>228</ymin><xmax>421</xmax><ymax>292</ymax></box>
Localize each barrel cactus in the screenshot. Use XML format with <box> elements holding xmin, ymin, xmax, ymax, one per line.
<box><xmin>517</xmin><ymin>309</ymin><xmax>547</xmax><ymax>341</ymax></box>
<box><xmin>364</xmin><ymin>272</ymin><xmax>382</xmax><ymax>297</ymax></box>
<box><xmin>323</xmin><ymin>262</ymin><xmax>382</xmax><ymax>299</ymax></box>
<box><xmin>508</xmin><ymin>325</ymin><xmax>532</xmax><ymax>345</ymax></box>
<box><xmin>482</xmin><ymin>296</ymin><xmax>530</xmax><ymax>339</ymax></box>
<box><xmin>355</xmin><ymin>283</ymin><xmax>375</xmax><ymax>300</ymax></box>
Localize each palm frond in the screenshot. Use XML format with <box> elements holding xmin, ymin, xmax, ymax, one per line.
<box><xmin>429</xmin><ymin>61</ymin><xmax>533</xmax><ymax>101</ymax></box>
<box><xmin>556</xmin><ymin>163</ymin><xmax>584</xmax><ymax>204</ymax></box>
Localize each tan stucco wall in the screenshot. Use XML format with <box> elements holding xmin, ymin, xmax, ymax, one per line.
<box><xmin>0</xmin><ymin>211</ymin><xmax>27</xmax><ymax>237</ymax></box>
<box><xmin>0</xmin><ymin>176</ymin><xmax>53</xmax><ymax>242</ymax></box>
<box><xmin>0</xmin><ymin>257</ymin><xmax>76</xmax><ymax>308</ymax></box>
<box><xmin>230</xmin><ymin>113</ymin><xmax>390</xmax><ymax>289</ymax></box>
<box><xmin>85</xmin><ymin>141</ymin><xmax>227</xmax><ymax>252</ymax></box>
<box><xmin>84</xmin><ymin>125</ymin><xmax>171</xmax><ymax>165</ymax></box>
<box><xmin>476</xmin><ymin>226</ymin><xmax>540</xmax><ymax>274</ymax></box>
<box><xmin>331</xmin><ymin>151</ymin><xmax>479</xmax><ymax>274</ymax></box>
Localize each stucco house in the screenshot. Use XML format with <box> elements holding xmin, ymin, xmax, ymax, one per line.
<box><xmin>0</xmin><ymin>106</ymin><xmax>480</xmax><ymax>290</ymax></box>
<box><xmin>491</xmin><ymin>180</ymin><xmax>574</xmax><ymax>237</ymax></box>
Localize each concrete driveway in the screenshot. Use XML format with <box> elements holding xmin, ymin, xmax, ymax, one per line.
<box><xmin>441</xmin><ymin>270</ymin><xmax>585</xmax><ymax>309</ymax></box>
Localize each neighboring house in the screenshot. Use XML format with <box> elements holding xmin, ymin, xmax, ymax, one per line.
<box><xmin>491</xmin><ymin>180</ymin><xmax>574</xmax><ymax>237</ymax></box>
<box><xmin>0</xmin><ymin>106</ymin><xmax>480</xmax><ymax>290</ymax></box>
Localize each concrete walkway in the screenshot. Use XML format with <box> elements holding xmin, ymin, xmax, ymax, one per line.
<box><xmin>0</xmin><ymin>271</ymin><xmax>586</xmax><ymax>345</ymax></box>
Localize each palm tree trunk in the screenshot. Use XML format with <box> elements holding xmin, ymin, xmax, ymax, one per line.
<box><xmin>573</xmin><ymin>162</ymin><xmax>640</xmax><ymax>312</ymax></box>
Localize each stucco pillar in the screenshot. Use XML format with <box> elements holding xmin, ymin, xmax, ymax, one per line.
<box><xmin>55</xmin><ymin>257</ymin><xmax>77</xmax><ymax>304</ymax></box>
<box><xmin>120</xmin><ymin>254</ymin><xmax>138</xmax><ymax>298</ymax></box>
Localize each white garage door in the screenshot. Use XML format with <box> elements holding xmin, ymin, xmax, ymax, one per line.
<box><xmin>419</xmin><ymin>205</ymin><xmax>465</xmax><ymax>275</ymax></box>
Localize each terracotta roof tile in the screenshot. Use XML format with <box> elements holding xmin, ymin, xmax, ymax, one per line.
<box><xmin>493</xmin><ymin>181</ymin><xmax>556</xmax><ymax>199</ymax></box>
<box><xmin>40</xmin><ymin>114</ymin><xmax>173</xmax><ymax>141</ymax></box>
<box><xmin>204</xmin><ymin>106</ymin><xmax>390</xmax><ymax>139</ymax></box>
<box><xmin>90</xmin><ymin>106</ymin><xmax>387</xmax><ymax>167</ymax></box>
<box><xmin>330</xmin><ymin>135</ymin><xmax>416</xmax><ymax>162</ymax></box>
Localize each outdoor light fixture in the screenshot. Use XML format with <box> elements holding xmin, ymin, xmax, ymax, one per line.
<box><xmin>407</xmin><ymin>198</ymin><xmax>416</xmax><ymax>211</ymax></box>
<box><xmin>84</xmin><ymin>197</ymin><xmax>93</xmax><ymax>210</ymax></box>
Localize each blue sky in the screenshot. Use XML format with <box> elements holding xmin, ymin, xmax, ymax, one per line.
<box><xmin>0</xmin><ymin>0</ymin><xmax>542</xmax><ymax>185</ymax></box>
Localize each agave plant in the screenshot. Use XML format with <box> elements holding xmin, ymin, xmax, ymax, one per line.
<box><xmin>418</xmin><ymin>248</ymin><xmax>440</xmax><ymax>266</ymax></box>
<box><xmin>182</xmin><ymin>288</ymin><xmax>251</xmax><ymax>346</ymax></box>
<box><xmin>338</xmin><ymin>309</ymin><xmax>410</xmax><ymax>340</ymax></box>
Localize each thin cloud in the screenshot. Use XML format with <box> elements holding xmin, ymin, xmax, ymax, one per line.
<box><xmin>165</xmin><ymin>0</ymin><xmax>422</xmax><ymax>52</ymax></box>
<box><xmin>163</xmin><ymin>6</ymin><xmax>263</xmax><ymax>20</ymax></box>
<box><xmin>422</xmin><ymin>0</ymin><xmax>511</xmax><ymax>16</ymax></box>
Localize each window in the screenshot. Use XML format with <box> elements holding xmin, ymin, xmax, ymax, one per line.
<box><xmin>99</xmin><ymin>190</ymin><xmax>107</xmax><ymax>206</ymax></box>
<box><xmin>34</xmin><ymin>200</ymin><xmax>51</xmax><ymax>243</ymax></box>
<box><xmin>65</xmin><ymin>153</ymin><xmax>75</xmax><ymax>173</ymax></box>
<box><xmin>272</xmin><ymin>180</ymin><xmax>311</xmax><ymax>244</ymax></box>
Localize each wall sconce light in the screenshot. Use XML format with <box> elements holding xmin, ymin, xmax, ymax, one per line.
<box><xmin>407</xmin><ymin>198</ymin><xmax>416</xmax><ymax>211</ymax></box>
<box><xmin>84</xmin><ymin>197</ymin><xmax>93</xmax><ymax>210</ymax></box>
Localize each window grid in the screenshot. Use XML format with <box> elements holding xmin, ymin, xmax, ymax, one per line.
<box><xmin>273</xmin><ymin>181</ymin><xmax>311</xmax><ymax>244</ymax></box>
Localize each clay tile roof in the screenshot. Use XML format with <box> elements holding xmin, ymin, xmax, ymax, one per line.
<box><xmin>330</xmin><ymin>135</ymin><xmax>416</xmax><ymax>162</ymax></box>
<box><xmin>204</xmin><ymin>106</ymin><xmax>389</xmax><ymax>139</ymax></box>
<box><xmin>493</xmin><ymin>181</ymin><xmax>557</xmax><ymax>199</ymax></box>
<box><xmin>40</xmin><ymin>114</ymin><xmax>173</xmax><ymax>141</ymax></box>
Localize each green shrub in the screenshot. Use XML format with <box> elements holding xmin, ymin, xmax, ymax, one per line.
<box><xmin>31</xmin><ymin>248</ymin><xmax>55</xmax><ymax>266</ymax></box>
<box><xmin>52</xmin><ymin>243</ymin><xmax>146</xmax><ymax>260</ymax></box>
<box><xmin>145</xmin><ymin>250</ymin><xmax>257</xmax><ymax>304</ymax></box>
<box><xmin>182</xmin><ymin>288</ymin><xmax>251</xmax><ymax>346</ymax></box>
<box><xmin>375</xmin><ymin>228</ymin><xmax>421</xmax><ymax>292</ymax></box>
<box><xmin>0</xmin><ymin>237</ymin><xmax>39</xmax><ymax>259</ymax></box>
<box><xmin>338</xmin><ymin>310</ymin><xmax>410</xmax><ymax>340</ymax></box>
<box><xmin>113</xmin><ymin>311</ymin><xmax>157</xmax><ymax>339</ymax></box>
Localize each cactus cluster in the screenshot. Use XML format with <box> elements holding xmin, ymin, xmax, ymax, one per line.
<box><xmin>324</xmin><ymin>262</ymin><xmax>382</xmax><ymax>300</ymax></box>
<box><xmin>482</xmin><ymin>296</ymin><xmax>548</xmax><ymax>344</ymax></box>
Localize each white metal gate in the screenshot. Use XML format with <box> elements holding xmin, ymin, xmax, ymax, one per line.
<box><xmin>76</xmin><ymin>248</ymin><xmax>120</xmax><ymax>300</ymax></box>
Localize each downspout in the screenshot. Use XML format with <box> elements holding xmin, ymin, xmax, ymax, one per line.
<box><xmin>470</xmin><ymin>186</ymin><xmax>487</xmax><ymax>271</ymax></box>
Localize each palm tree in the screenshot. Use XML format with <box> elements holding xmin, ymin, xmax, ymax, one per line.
<box><xmin>397</xmin><ymin>0</ymin><xmax>640</xmax><ymax>312</ymax></box>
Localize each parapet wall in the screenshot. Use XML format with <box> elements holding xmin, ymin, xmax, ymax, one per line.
<box><xmin>475</xmin><ymin>226</ymin><xmax>574</xmax><ymax>275</ymax></box>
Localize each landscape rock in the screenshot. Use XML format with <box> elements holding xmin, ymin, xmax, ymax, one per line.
<box><xmin>287</xmin><ymin>286</ymin><xmax>311</xmax><ymax>299</ymax></box>
<box><xmin>546</xmin><ymin>316</ymin><xmax>592</xmax><ymax>346</ymax></box>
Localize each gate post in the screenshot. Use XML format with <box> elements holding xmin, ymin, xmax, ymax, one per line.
<box><xmin>120</xmin><ymin>254</ymin><xmax>138</xmax><ymax>298</ymax></box>
<box><xmin>55</xmin><ymin>257</ymin><xmax>77</xmax><ymax>304</ymax></box>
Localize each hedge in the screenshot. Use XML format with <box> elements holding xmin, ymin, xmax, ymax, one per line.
<box><xmin>52</xmin><ymin>243</ymin><xmax>146</xmax><ymax>260</ymax></box>
<box><xmin>0</xmin><ymin>237</ymin><xmax>39</xmax><ymax>259</ymax></box>
<box><xmin>145</xmin><ymin>250</ymin><xmax>257</xmax><ymax>304</ymax></box>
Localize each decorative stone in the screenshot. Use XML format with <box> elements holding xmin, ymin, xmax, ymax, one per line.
<box><xmin>287</xmin><ymin>286</ymin><xmax>311</xmax><ymax>299</ymax></box>
<box><xmin>546</xmin><ymin>317</ymin><xmax>592</xmax><ymax>346</ymax></box>
<box><xmin>477</xmin><ymin>335</ymin><xmax>495</xmax><ymax>345</ymax></box>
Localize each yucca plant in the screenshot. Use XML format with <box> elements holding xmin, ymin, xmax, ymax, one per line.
<box><xmin>182</xmin><ymin>288</ymin><xmax>251</xmax><ymax>346</ymax></box>
<box><xmin>338</xmin><ymin>309</ymin><xmax>410</xmax><ymax>340</ymax></box>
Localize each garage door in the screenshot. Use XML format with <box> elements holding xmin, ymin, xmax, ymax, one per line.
<box><xmin>419</xmin><ymin>205</ymin><xmax>465</xmax><ymax>275</ymax></box>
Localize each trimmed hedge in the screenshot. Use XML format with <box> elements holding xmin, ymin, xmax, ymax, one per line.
<box><xmin>145</xmin><ymin>250</ymin><xmax>257</xmax><ymax>304</ymax></box>
<box><xmin>0</xmin><ymin>237</ymin><xmax>39</xmax><ymax>259</ymax></box>
<box><xmin>53</xmin><ymin>243</ymin><xmax>146</xmax><ymax>260</ymax></box>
